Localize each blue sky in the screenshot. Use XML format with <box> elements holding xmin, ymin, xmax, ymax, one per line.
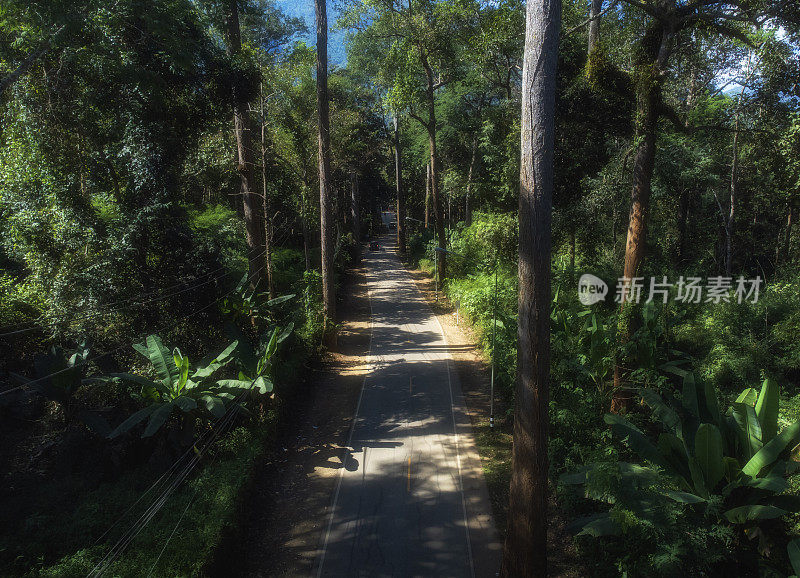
<box><xmin>276</xmin><ymin>1</ymin><xmax>348</xmax><ymax>65</ymax></box>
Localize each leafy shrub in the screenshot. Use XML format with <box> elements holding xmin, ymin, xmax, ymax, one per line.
<box><xmin>563</xmin><ymin>374</ymin><xmax>800</xmax><ymax>575</ymax></box>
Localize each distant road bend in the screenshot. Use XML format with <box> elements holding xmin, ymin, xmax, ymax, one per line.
<box><xmin>315</xmin><ymin>230</ymin><xmax>501</xmax><ymax>577</ymax></box>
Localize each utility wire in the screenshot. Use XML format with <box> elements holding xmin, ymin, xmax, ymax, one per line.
<box><xmin>0</xmin><ymin>257</ymin><xmax>267</xmax><ymax>397</ymax></box>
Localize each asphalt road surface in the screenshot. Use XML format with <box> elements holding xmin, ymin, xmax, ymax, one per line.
<box><xmin>315</xmin><ymin>234</ymin><xmax>501</xmax><ymax>577</ymax></box>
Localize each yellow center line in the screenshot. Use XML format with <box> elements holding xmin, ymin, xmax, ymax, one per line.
<box><xmin>407</xmin><ymin>455</ymin><xmax>411</xmax><ymax>492</ymax></box>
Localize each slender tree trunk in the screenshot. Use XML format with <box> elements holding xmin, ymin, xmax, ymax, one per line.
<box><xmin>777</xmin><ymin>202</ymin><xmax>795</xmax><ymax>269</ymax></box>
<box><xmin>677</xmin><ymin>188</ymin><xmax>690</xmax><ymax>265</ymax></box>
<box><xmin>316</xmin><ymin>0</ymin><xmax>335</xmax><ymax>322</ymax></box>
<box><xmin>425</xmin><ymin>162</ymin><xmax>431</xmax><ymax>229</ymax></box>
<box><xmin>588</xmin><ymin>0</ymin><xmax>602</xmax><ymax>56</ymax></box>
<box><xmin>394</xmin><ymin>116</ymin><xmax>407</xmax><ymax>253</ymax></box>
<box><xmin>226</xmin><ymin>0</ymin><xmax>265</xmax><ymax>287</ymax></box>
<box><xmin>465</xmin><ymin>135</ymin><xmax>478</xmax><ymax>226</ymax></box>
<box><xmin>726</xmin><ymin>113</ymin><xmax>739</xmax><ymax>277</ymax></box>
<box><xmin>260</xmin><ymin>88</ymin><xmax>275</xmax><ymax>298</ymax></box>
<box><xmin>350</xmin><ymin>172</ymin><xmax>361</xmax><ymax>258</ymax></box>
<box><xmin>612</xmin><ymin>23</ymin><xmax>670</xmax><ymax>414</ymax></box>
<box><xmin>500</xmin><ymin>0</ymin><xmax>560</xmax><ymax>576</ymax></box>
<box><xmin>419</xmin><ymin>51</ymin><xmax>446</xmax><ymax>281</ymax></box>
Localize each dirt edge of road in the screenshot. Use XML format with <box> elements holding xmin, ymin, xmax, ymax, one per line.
<box><xmin>210</xmin><ymin>265</ymin><xmax>372</xmax><ymax>577</ymax></box>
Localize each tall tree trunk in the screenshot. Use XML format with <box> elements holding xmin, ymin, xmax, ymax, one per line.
<box><xmin>677</xmin><ymin>188</ymin><xmax>690</xmax><ymax>265</ymax></box>
<box><xmin>465</xmin><ymin>135</ymin><xmax>478</xmax><ymax>226</ymax></box>
<box><xmin>777</xmin><ymin>202</ymin><xmax>795</xmax><ymax>269</ymax></box>
<box><xmin>588</xmin><ymin>0</ymin><xmax>602</xmax><ymax>56</ymax></box>
<box><xmin>726</xmin><ymin>113</ymin><xmax>739</xmax><ymax>277</ymax></box>
<box><xmin>260</xmin><ymin>86</ymin><xmax>274</xmax><ymax>298</ymax></box>
<box><xmin>394</xmin><ymin>116</ymin><xmax>407</xmax><ymax>253</ymax></box>
<box><xmin>226</xmin><ymin>0</ymin><xmax>265</xmax><ymax>287</ymax></box>
<box><xmin>424</xmin><ymin>162</ymin><xmax>431</xmax><ymax>229</ymax></box>
<box><xmin>612</xmin><ymin>23</ymin><xmax>671</xmax><ymax>414</ymax></box>
<box><xmin>500</xmin><ymin>0</ymin><xmax>560</xmax><ymax>576</ymax></box>
<box><xmin>418</xmin><ymin>50</ymin><xmax>447</xmax><ymax>281</ymax></box>
<box><xmin>316</xmin><ymin>0</ymin><xmax>335</xmax><ymax>322</ymax></box>
<box><xmin>350</xmin><ymin>172</ymin><xmax>361</xmax><ymax>258</ymax></box>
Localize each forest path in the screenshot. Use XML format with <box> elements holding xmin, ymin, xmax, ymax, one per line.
<box><xmin>315</xmin><ymin>235</ymin><xmax>501</xmax><ymax>577</ymax></box>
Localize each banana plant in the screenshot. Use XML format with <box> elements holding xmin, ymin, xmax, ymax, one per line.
<box><xmin>563</xmin><ymin>372</ymin><xmax>800</xmax><ymax>538</ymax></box>
<box><xmin>220</xmin><ymin>273</ymin><xmax>294</xmax><ymax>324</ymax></box>
<box><xmin>11</xmin><ymin>340</ymin><xmax>110</xmax><ymax>435</ymax></box>
<box><xmin>219</xmin><ymin>323</ymin><xmax>294</xmax><ymax>394</ymax></box>
<box><xmin>108</xmin><ymin>335</ymin><xmax>257</xmax><ymax>439</ymax></box>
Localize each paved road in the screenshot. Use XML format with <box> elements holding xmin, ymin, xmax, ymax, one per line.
<box><xmin>315</xmin><ymin>235</ymin><xmax>501</xmax><ymax>577</ymax></box>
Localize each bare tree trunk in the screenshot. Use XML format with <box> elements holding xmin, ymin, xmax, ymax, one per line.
<box><xmin>424</xmin><ymin>163</ymin><xmax>431</xmax><ymax>229</ymax></box>
<box><xmin>260</xmin><ymin>87</ymin><xmax>275</xmax><ymax>298</ymax></box>
<box><xmin>500</xmin><ymin>0</ymin><xmax>560</xmax><ymax>575</ymax></box>
<box><xmin>612</xmin><ymin>23</ymin><xmax>671</xmax><ymax>414</ymax></box>
<box><xmin>394</xmin><ymin>116</ymin><xmax>407</xmax><ymax>253</ymax></box>
<box><xmin>726</xmin><ymin>113</ymin><xmax>739</xmax><ymax>277</ymax></box>
<box><xmin>350</xmin><ymin>172</ymin><xmax>361</xmax><ymax>258</ymax></box>
<box><xmin>417</xmin><ymin>50</ymin><xmax>447</xmax><ymax>281</ymax></box>
<box><xmin>677</xmin><ymin>188</ymin><xmax>690</xmax><ymax>265</ymax></box>
<box><xmin>465</xmin><ymin>135</ymin><xmax>478</xmax><ymax>226</ymax></box>
<box><xmin>316</xmin><ymin>0</ymin><xmax>335</xmax><ymax>322</ymax></box>
<box><xmin>588</xmin><ymin>0</ymin><xmax>602</xmax><ymax>56</ymax></box>
<box><xmin>777</xmin><ymin>202</ymin><xmax>795</xmax><ymax>269</ymax></box>
<box><xmin>226</xmin><ymin>0</ymin><xmax>265</xmax><ymax>288</ymax></box>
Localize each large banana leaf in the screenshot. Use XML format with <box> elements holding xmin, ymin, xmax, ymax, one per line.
<box><xmin>143</xmin><ymin>402</ymin><xmax>174</xmax><ymax>437</ymax></box>
<box><xmin>604</xmin><ymin>414</ymin><xmax>666</xmax><ymax>469</ymax></box>
<box><xmin>788</xmin><ymin>539</ymin><xmax>800</xmax><ymax>577</ymax></box>
<box><xmin>657</xmin><ymin>433</ymin><xmax>692</xmax><ymax>489</ymax></box>
<box><xmin>136</xmin><ymin>335</ymin><xmax>180</xmax><ymax>389</ymax></box>
<box><xmin>742</xmin><ymin>421</ymin><xmax>800</xmax><ymax>478</ymax></box>
<box><xmin>108</xmin><ymin>404</ymin><xmax>159</xmax><ymax>438</ymax></box>
<box><xmin>695</xmin><ymin>423</ymin><xmax>725</xmax><ymax>490</ymax></box>
<box><xmin>200</xmin><ymin>395</ymin><xmax>226</xmax><ymax>418</ymax></box>
<box><xmin>192</xmin><ymin>340</ymin><xmax>238</xmax><ymax>379</ymax></box>
<box><xmin>755</xmin><ymin>378</ymin><xmax>779</xmax><ymax>443</ymax></box>
<box><xmin>642</xmin><ymin>389</ymin><xmax>682</xmax><ymax>438</ymax></box>
<box><xmin>730</xmin><ymin>402</ymin><xmax>762</xmax><ymax>460</ymax></box>
<box><xmin>724</xmin><ymin>504</ymin><xmax>788</xmax><ymax>524</ymax></box>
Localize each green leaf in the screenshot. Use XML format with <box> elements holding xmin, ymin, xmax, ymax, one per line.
<box><xmin>695</xmin><ymin>424</ymin><xmax>725</xmax><ymax>490</ymax></box>
<box><xmin>657</xmin><ymin>433</ymin><xmax>692</xmax><ymax>488</ymax></box>
<box><xmin>641</xmin><ymin>389</ymin><xmax>682</xmax><ymax>438</ymax></box>
<box><xmin>788</xmin><ymin>539</ymin><xmax>800</xmax><ymax>576</ymax></box>
<box><xmin>755</xmin><ymin>378</ymin><xmax>779</xmax><ymax>444</ymax></box>
<box><xmin>662</xmin><ymin>490</ymin><xmax>705</xmax><ymax>504</ymax></box>
<box><xmin>253</xmin><ymin>376</ymin><xmax>273</xmax><ymax>394</ymax></box>
<box><xmin>108</xmin><ymin>404</ymin><xmax>159</xmax><ymax>438</ymax></box>
<box><xmin>701</xmin><ymin>379</ymin><xmax>721</xmax><ymax>425</ymax></box>
<box><xmin>576</xmin><ymin>514</ymin><xmax>619</xmax><ymax>537</ymax></box>
<box><xmin>216</xmin><ymin>379</ymin><xmax>254</xmax><ymax>390</ymax></box>
<box><xmin>604</xmin><ymin>414</ymin><xmax>666</xmax><ymax>469</ymax></box>
<box><xmin>736</xmin><ymin>388</ymin><xmax>758</xmax><ymax>405</ymax></box>
<box><xmin>682</xmin><ymin>372</ymin><xmax>699</xmax><ymax>417</ymax></box>
<box><xmin>742</xmin><ymin>421</ymin><xmax>800</xmax><ymax>478</ymax></box>
<box><xmin>731</xmin><ymin>402</ymin><xmax>763</xmax><ymax>460</ymax></box>
<box><xmin>141</xmin><ymin>335</ymin><xmax>179</xmax><ymax>389</ymax></box>
<box><xmin>723</xmin><ymin>504</ymin><xmax>788</xmax><ymax>524</ymax></box>
<box><xmin>192</xmin><ymin>340</ymin><xmax>238</xmax><ymax>379</ymax></box>
<box><xmin>172</xmin><ymin>396</ymin><xmax>197</xmax><ymax>412</ymax></box>
<box><xmin>266</xmin><ymin>293</ymin><xmax>295</xmax><ymax>307</ymax></box>
<box><xmin>200</xmin><ymin>395</ymin><xmax>226</xmax><ymax>418</ymax></box>
<box><xmin>142</xmin><ymin>403</ymin><xmax>174</xmax><ymax>437</ymax></box>
<box><xmin>174</xmin><ymin>349</ymin><xmax>189</xmax><ymax>394</ymax></box>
